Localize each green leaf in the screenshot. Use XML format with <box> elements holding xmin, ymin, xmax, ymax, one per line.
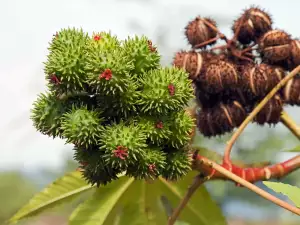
<box><xmin>284</xmin><ymin>145</ymin><xmax>300</xmax><ymax>152</ymax></box>
<box><xmin>263</xmin><ymin>181</ymin><xmax>300</xmax><ymax>207</ymax></box>
<box><xmin>68</xmin><ymin>176</ymin><xmax>135</xmax><ymax>225</ymax></box>
<box><xmin>158</xmin><ymin>171</ymin><xmax>227</xmax><ymax>225</ymax></box>
<box><xmin>8</xmin><ymin>170</ymin><xmax>94</xmax><ymax>224</ymax></box>
<box><xmin>114</xmin><ymin>180</ymin><xmax>169</xmax><ymax>225</ymax></box>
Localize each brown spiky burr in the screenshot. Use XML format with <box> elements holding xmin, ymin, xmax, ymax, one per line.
<box><xmin>172</xmin><ymin>50</ymin><xmax>215</xmax><ymax>81</ymax></box>
<box><xmin>198</xmin><ymin>59</ymin><xmax>239</xmax><ymax>94</ymax></box>
<box><xmin>232</xmin><ymin>7</ymin><xmax>272</xmax><ymax>45</ymax></box>
<box><xmin>283</xmin><ymin>76</ymin><xmax>300</xmax><ymax>106</ymax></box>
<box><xmin>194</xmin><ymin>81</ymin><xmax>222</xmax><ymax>108</ymax></box>
<box><xmin>240</xmin><ymin>63</ymin><xmax>284</xmax><ymax>97</ymax></box>
<box><xmin>185</xmin><ymin>16</ymin><xmax>218</xmax><ymax>48</ymax></box>
<box><xmin>258</xmin><ymin>29</ymin><xmax>291</xmax><ymax>62</ymax></box>
<box><xmin>254</xmin><ymin>94</ymin><xmax>283</xmax><ymax>125</ymax></box>
<box><xmin>197</xmin><ymin>101</ymin><xmax>247</xmax><ymax>137</ymax></box>
<box><xmin>290</xmin><ymin>39</ymin><xmax>300</xmax><ymax>67</ymax></box>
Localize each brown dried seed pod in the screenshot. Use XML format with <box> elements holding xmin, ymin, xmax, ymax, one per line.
<box><xmin>232</xmin><ymin>7</ymin><xmax>272</xmax><ymax>45</ymax></box>
<box><xmin>172</xmin><ymin>50</ymin><xmax>215</xmax><ymax>81</ymax></box>
<box><xmin>199</xmin><ymin>59</ymin><xmax>239</xmax><ymax>94</ymax></box>
<box><xmin>290</xmin><ymin>39</ymin><xmax>300</xmax><ymax>66</ymax></box>
<box><xmin>240</xmin><ymin>63</ymin><xmax>283</xmax><ymax>97</ymax></box>
<box><xmin>246</xmin><ymin>7</ymin><xmax>272</xmax><ymax>37</ymax></box>
<box><xmin>283</xmin><ymin>76</ymin><xmax>300</xmax><ymax>106</ymax></box>
<box><xmin>254</xmin><ymin>95</ymin><xmax>283</xmax><ymax>125</ymax></box>
<box><xmin>185</xmin><ymin>17</ymin><xmax>218</xmax><ymax>48</ymax></box>
<box><xmin>259</xmin><ymin>30</ymin><xmax>291</xmax><ymax>47</ymax></box>
<box><xmin>259</xmin><ymin>30</ymin><xmax>291</xmax><ymax>62</ymax></box>
<box><xmin>194</xmin><ymin>82</ymin><xmax>222</xmax><ymax>108</ymax></box>
<box><xmin>197</xmin><ymin>101</ymin><xmax>247</xmax><ymax>137</ymax></box>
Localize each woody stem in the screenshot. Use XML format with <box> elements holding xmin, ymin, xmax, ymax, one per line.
<box><xmin>192</xmin><ymin>153</ymin><xmax>300</xmax><ymax>215</ymax></box>
<box><xmin>167</xmin><ymin>174</ymin><xmax>207</xmax><ymax>225</ymax></box>
<box><xmin>223</xmin><ymin>65</ymin><xmax>300</xmax><ymax>165</ymax></box>
<box><xmin>280</xmin><ymin>111</ymin><xmax>300</xmax><ymax>140</ymax></box>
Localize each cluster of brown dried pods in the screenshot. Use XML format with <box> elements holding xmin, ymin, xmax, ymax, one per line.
<box><xmin>173</xmin><ymin>6</ymin><xmax>300</xmax><ymax>137</ymax></box>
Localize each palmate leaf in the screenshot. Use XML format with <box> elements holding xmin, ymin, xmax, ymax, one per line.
<box><xmin>263</xmin><ymin>181</ymin><xmax>300</xmax><ymax>207</ymax></box>
<box><xmin>7</xmin><ymin>170</ymin><xmax>95</xmax><ymax>224</ymax></box>
<box><xmin>69</xmin><ymin>176</ymin><xmax>135</xmax><ymax>225</ymax></box>
<box><xmin>68</xmin><ymin>172</ymin><xmax>227</xmax><ymax>225</ymax></box>
<box><xmin>158</xmin><ymin>171</ymin><xmax>227</xmax><ymax>225</ymax></box>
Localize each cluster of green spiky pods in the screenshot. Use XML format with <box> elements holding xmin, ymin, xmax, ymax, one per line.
<box><xmin>31</xmin><ymin>28</ymin><xmax>195</xmax><ymax>186</ymax></box>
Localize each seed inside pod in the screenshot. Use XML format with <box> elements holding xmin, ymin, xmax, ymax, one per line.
<box><xmin>197</xmin><ymin>101</ymin><xmax>247</xmax><ymax>137</ymax></box>
<box><xmin>172</xmin><ymin>51</ymin><xmax>214</xmax><ymax>81</ymax></box>
<box><xmin>199</xmin><ymin>59</ymin><xmax>239</xmax><ymax>93</ymax></box>
<box><xmin>185</xmin><ymin>17</ymin><xmax>218</xmax><ymax>48</ymax></box>
<box><xmin>232</xmin><ymin>7</ymin><xmax>272</xmax><ymax>45</ymax></box>
<box><xmin>290</xmin><ymin>39</ymin><xmax>300</xmax><ymax>66</ymax></box>
<box><xmin>283</xmin><ymin>76</ymin><xmax>300</xmax><ymax>106</ymax></box>
<box><xmin>254</xmin><ymin>95</ymin><xmax>283</xmax><ymax>125</ymax></box>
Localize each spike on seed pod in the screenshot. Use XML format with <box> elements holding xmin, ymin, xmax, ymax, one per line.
<box><xmin>197</xmin><ymin>101</ymin><xmax>247</xmax><ymax>137</ymax></box>
<box><xmin>254</xmin><ymin>95</ymin><xmax>283</xmax><ymax>125</ymax></box>
<box><xmin>283</xmin><ymin>76</ymin><xmax>300</xmax><ymax>106</ymax></box>
<box><xmin>172</xmin><ymin>50</ymin><xmax>215</xmax><ymax>81</ymax></box>
<box><xmin>258</xmin><ymin>30</ymin><xmax>291</xmax><ymax>62</ymax></box>
<box><xmin>185</xmin><ymin>16</ymin><xmax>218</xmax><ymax>48</ymax></box>
<box><xmin>290</xmin><ymin>39</ymin><xmax>300</xmax><ymax>66</ymax></box>
<box><xmin>198</xmin><ymin>59</ymin><xmax>239</xmax><ymax>94</ymax></box>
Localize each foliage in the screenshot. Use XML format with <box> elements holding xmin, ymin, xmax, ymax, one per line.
<box><xmin>8</xmin><ymin>171</ymin><xmax>94</xmax><ymax>224</ymax></box>
<box><xmin>263</xmin><ymin>182</ymin><xmax>300</xmax><ymax>208</ymax></box>
<box><xmin>8</xmin><ymin>171</ymin><xmax>227</xmax><ymax>225</ymax></box>
<box><xmin>0</xmin><ymin>172</ymin><xmax>37</xmax><ymax>224</ymax></box>
<box><xmin>284</xmin><ymin>145</ymin><xmax>300</xmax><ymax>152</ymax></box>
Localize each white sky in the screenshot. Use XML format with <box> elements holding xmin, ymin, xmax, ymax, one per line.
<box><xmin>0</xmin><ymin>0</ymin><xmax>299</xmax><ymax>172</ymax></box>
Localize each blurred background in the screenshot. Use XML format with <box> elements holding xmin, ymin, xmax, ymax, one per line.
<box><xmin>0</xmin><ymin>0</ymin><xmax>300</xmax><ymax>224</ymax></box>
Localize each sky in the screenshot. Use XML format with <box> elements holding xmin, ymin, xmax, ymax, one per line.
<box><xmin>0</xmin><ymin>0</ymin><xmax>300</xmax><ymax>172</ymax></box>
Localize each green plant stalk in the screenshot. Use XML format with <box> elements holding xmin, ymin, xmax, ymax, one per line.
<box><xmin>280</xmin><ymin>111</ymin><xmax>300</xmax><ymax>140</ymax></box>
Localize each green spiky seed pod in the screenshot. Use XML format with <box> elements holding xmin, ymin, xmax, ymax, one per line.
<box><xmin>137</xmin><ymin>116</ymin><xmax>173</xmax><ymax>145</ymax></box>
<box><xmin>99</xmin><ymin>122</ymin><xmax>147</xmax><ymax>170</ymax></box>
<box><xmin>73</xmin><ymin>145</ymin><xmax>96</xmax><ymax>164</ymax></box>
<box><xmin>75</xmin><ymin>146</ymin><xmax>121</xmax><ymax>187</ymax></box>
<box><xmin>122</xmin><ymin>35</ymin><xmax>160</xmax><ymax>76</ymax></box>
<box><xmin>161</xmin><ymin>150</ymin><xmax>192</xmax><ymax>181</ymax></box>
<box><xmin>137</xmin><ymin>67</ymin><xmax>194</xmax><ymax>115</ymax></box>
<box><xmin>138</xmin><ymin>111</ymin><xmax>194</xmax><ymax>147</ymax></box>
<box><xmin>126</xmin><ymin>147</ymin><xmax>166</xmax><ymax>179</ymax></box>
<box><xmin>90</xmin><ymin>31</ymin><xmax>121</xmax><ymax>51</ymax></box>
<box><xmin>61</xmin><ymin>107</ymin><xmax>104</xmax><ymax>148</ymax></box>
<box><xmin>85</xmin><ymin>45</ymin><xmax>134</xmax><ymax>95</ymax></box>
<box><xmin>96</xmin><ymin>81</ymin><xmax>140</xmax><ymax>119</ymax></box>
<box><xmin>167</xmin><ymin>111</ymin><xmax>195</xmax><ymax>148</ymax></box>
<box><xmin>44</xmin><ymin>28</ymin><xmax>89</xmax><ymax>94</ymax></box>
<box><xmin>31</xmin><ymin>92</ymin><xmax>83</xmax><ymax>138</ymax></box>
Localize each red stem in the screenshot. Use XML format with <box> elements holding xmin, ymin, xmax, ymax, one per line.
<box><xmin>192</xmin><ymin>153</ymin><xmax>300</xmax><ymax>184</ymax></box>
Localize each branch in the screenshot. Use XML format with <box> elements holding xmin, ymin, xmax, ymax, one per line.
<box><xmin>192</xmin><ymin>151</ymin><xmax>300</xmax><ymax>214</ymax></box>
<box><xmin>167</xmin><ymin>174</ymin><xmax>208</xmax><ymax>225</ymax></box>
<box><xmin>223</xmin><ymin>65</ymin><xmax>300</xmax><ymax>164</ymax></box>
<box><xmin>280</xmin><ymin>111</ymin><xmax>300</xmax><ymax>140</ymax></box>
